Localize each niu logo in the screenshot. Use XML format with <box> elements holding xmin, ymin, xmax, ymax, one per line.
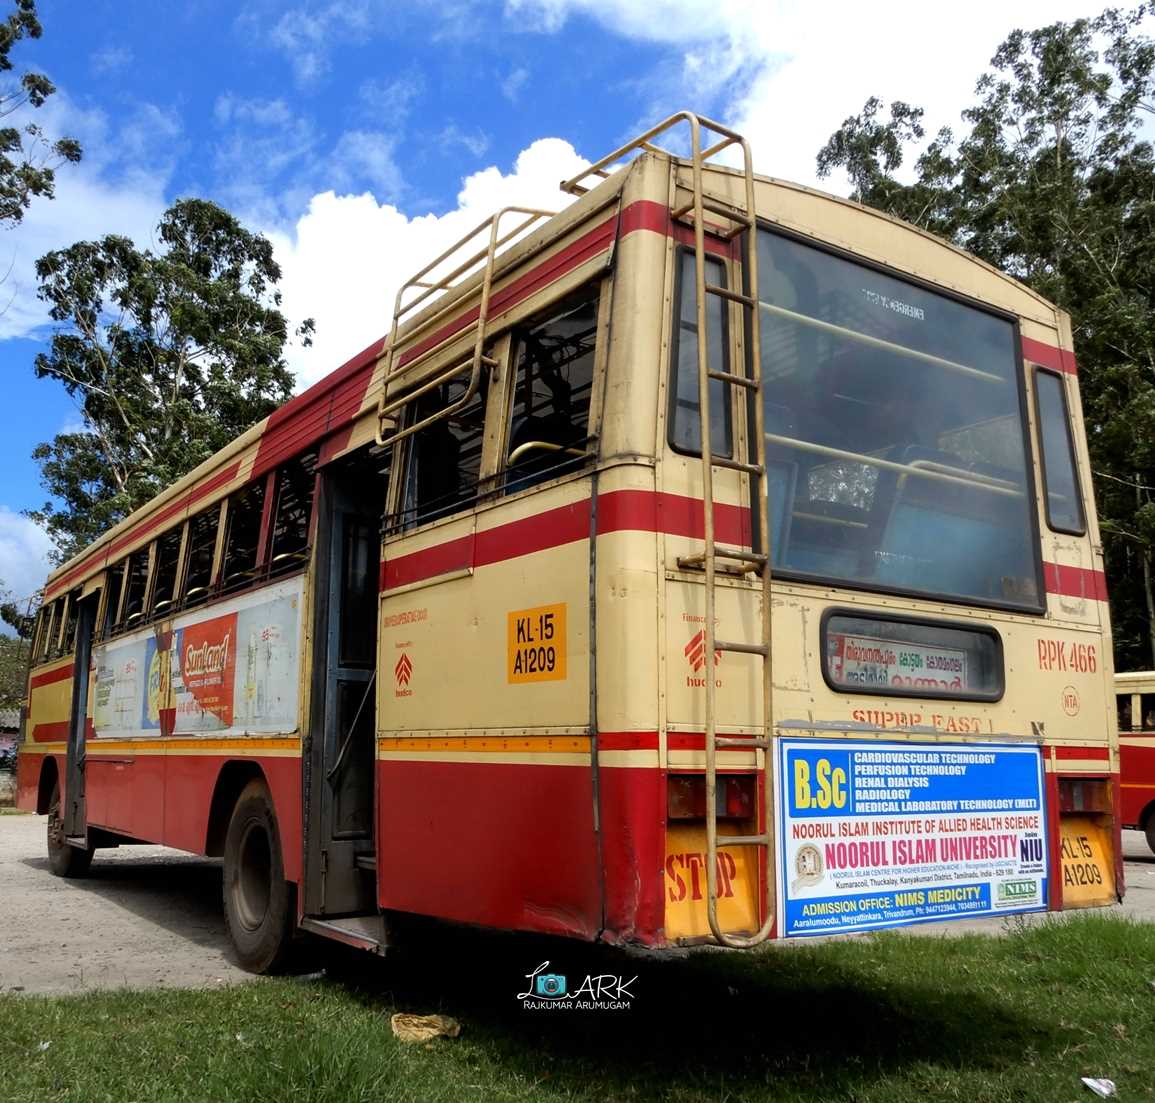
<box><xmin>394</xmin><ymin>653</ymin><xmax>412</xmax><ymax>687</ymax></box>
<box><xmin>684</xmin><ymin>630</ymin><xmax>721</xmax><ymax>673</ymax></box>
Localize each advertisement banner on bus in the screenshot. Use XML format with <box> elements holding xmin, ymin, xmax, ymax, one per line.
<box><xmin>775</xmin><ymin>738</ymin><xmax>1047</xmax><ymax>937</ymax></box>
<box><xmin>93</xmin><ymin>576</ymin><xmax>302</xmax><ymax>738</ymax></box>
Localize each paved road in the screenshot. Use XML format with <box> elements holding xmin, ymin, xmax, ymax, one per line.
<box><xmin>1</xmin><ymin>813</ymin><xmax>1153</xmax><ymax>994</ymax></box>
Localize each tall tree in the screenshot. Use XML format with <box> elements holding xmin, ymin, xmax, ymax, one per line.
<box><xmin>0</xmin><ymin>0</ymin><xmax>81</xmax><ymax>224</ymax></box>
<box><xmin>28</xmin><ymin>199</ymin><xmax>314</xmax><ymax>562</ymax></box>
<box><xmin>817</xmin><ymin>4</ymin><xmax>1155</xmax><ymax>670</ymax></box>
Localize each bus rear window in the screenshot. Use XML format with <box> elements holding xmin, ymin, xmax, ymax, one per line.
<box><xmin>757</xmin><ymin>230</ymin><xmax>1040</xmax><ymax>612</ymax></box>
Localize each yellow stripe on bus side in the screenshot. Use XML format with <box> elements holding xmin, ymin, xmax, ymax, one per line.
<box><xmin>376</xmin><ymin>735</ymin><xmax>591</xmax><ymax>754</ymax></box>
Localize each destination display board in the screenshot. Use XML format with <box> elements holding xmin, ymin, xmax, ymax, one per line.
<box><xmin>776</xmin><ymin>738</ymin><xmax>1048</xmax><ymax>937</ymax></box>
<box><xmin>827</xmin><ymin>632</ymin><xmax>969</xmax><ymax>693</ymax></box>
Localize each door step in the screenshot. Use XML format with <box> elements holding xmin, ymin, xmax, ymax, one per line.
<box><xmin>300</xmin><ymin>913</ymin><xmax>388</xmax><ymax>955</ymax></box>
<box><xmin>354</xmin><ymin>853</ymin><xmax>377</xmax><ymax>871</ymax></box>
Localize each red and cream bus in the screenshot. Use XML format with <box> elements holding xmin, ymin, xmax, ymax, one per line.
<box><xmin>1115</xmin><ymin>671</ymin><xmax>1155</xmax><ymax>853</ymax></box>
<box><xmin>16</xmin><ymin>113</ymin><xmax>1121</xmax><ymax>970</ymax></box>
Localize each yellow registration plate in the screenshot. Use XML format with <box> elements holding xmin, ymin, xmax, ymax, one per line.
<box><xmin>664</xmin><ymin>824</ymin><xmax>760</xmax><ymax>940</ymax></box>
<box><xmin>1059</xmin><ymin>815</ymin><xmax>1116</xmax><ymax>908</ymax></box>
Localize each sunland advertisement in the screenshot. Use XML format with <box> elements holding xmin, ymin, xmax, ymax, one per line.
<box><xmin>93</xmin><ymin>576</ymin><xmax>302</xmax><ymax>738</ymax></box>
<box><xmin>776</xmin><ymin>739</ymin><xmax>1047</xmax><ymax>937</ymax></box>
<box><xmin>828</xmin><ymin>633</ymin><xmax>968</xmax><ymax>692</ymax></box>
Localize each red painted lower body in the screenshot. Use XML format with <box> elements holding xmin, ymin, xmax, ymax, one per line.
<box><xmin>14</xmin><ymin>749</ymin><xmax>302</xmax><ymax>883</ymax></box>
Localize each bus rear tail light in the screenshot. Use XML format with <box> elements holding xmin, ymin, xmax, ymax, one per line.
<box><xmin>667</xmin><ymin>774</ymin><xmax>755</xmax><ymax>821</ymax></box>
<box><xmin>1058</xmin><ymin>777</ymin><xmax>1111</xmax><ymax>814</ymax></box>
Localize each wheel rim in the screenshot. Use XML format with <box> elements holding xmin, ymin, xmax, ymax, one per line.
<box><xmin>234</xmin><ymin>818</ymin><xmax>272</xmax><ymax>931</ymax></box>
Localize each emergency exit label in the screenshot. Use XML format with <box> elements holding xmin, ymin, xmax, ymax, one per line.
<box><xmin>508</xmin><ymin>603</ymin><xmax>567</xmax><ymax>683</ymax></box>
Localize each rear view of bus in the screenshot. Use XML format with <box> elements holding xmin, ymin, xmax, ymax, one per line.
<box><xmin>567</xmin><ymin>114</ymin><xmax>1121</xmax><ymax>944</ymax></box>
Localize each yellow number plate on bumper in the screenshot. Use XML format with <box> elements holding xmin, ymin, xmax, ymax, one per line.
<box><xmin>664</xmin><ymin>824</ymin><xmax>760</xmax><ymax>940</ymax></box>
<box><xmin>1059</xmin><ymin>815</ymin><xmax>1116</xmax><ymax>908</ymax></box>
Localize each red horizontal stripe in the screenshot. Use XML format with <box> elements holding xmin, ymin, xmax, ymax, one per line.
<box><xmin>380</xmin><ymin>489</ymin><xmax>753</xmax><ymax>591</ymax></box>
<box><xmin>1053</xmin><ymin>745</ymin><xmax>1110</xmax><ymax>761</ymax></box>
<box><xmin>31</xmin><ymin>720</ymin><xmax>69</xmax><ymax>743</ymax></box>
<box><xmin>620</xmin><ymin>200</ymin><xmax>733</xmax><ymax>258</ymax></box>
<box><xmin>1042</xmin><ymin>561</ymin><xmax>1108</xmax><ymax>601</ymax></box>
<box><xmin>29</xmin><ymin>663</ymin><xmax>74</xmax><ymax>690</ymax></box>
<box><xmin>1022</xmin><ymin>335</ymin><xmax>1077</xmax><ymax>376</ymax></box>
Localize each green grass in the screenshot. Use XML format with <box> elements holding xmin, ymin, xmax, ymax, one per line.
<box><xmin>2</xmin><ymin>914</ymin><xmax>1153</xmax><ymax>1102</ymax></box>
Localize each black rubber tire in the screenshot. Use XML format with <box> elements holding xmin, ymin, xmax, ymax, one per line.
<box><xmin>46</xmin><ymin>780</ymin><xmax>94</xmax><ymax>878</ymax></box>
<box><xmin>222</xmin><ymin>778</ymin><xmax>294</xmax><ymax>974</ymax></box>
<box><xmin>1145</xmin><ymin>813</ymin><xmax>1155</xmax><ymax>857</ymax></box>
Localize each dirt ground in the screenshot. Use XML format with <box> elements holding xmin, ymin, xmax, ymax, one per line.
<box><xmin>1</xmin><ymin>813</ymin><xmax>1153</xmax><ymax>995</ymax></box>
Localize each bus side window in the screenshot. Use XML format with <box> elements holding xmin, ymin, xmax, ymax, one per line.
<box><xmin>182</xmin><ymin>506</ymin><xmax>219</xmax><ymax>608</ymax></box>
<box><xmin>100</xmin><ymin>562</ymin><xmax>126</xmax><ymax>640</ymax></box>
<box><xmin>221</xmin><ymin>481</ymin><xmax>266</xmax><ymax>592</ymax></box>
<box><xmin>1118</xmin><ymin>693</ymin><xmax>1133</xmax><ymax>733</ymax></box>
<box><xmin>1033</xmin><ymin>368</ymin><xmax>1086</xmax><ymax>535</ymax></box>
<box><xmin>1142</xmin><ymin>694</ymin><xmax>1155</xmax><ymax>732</ymax></box>
<box><xmin>118</xmin><ymin>548</ymin><xmax>151</xmax><ymax>633</ymax></box>
<box><xmin>60</xmin><ymin>588</ymin><xmax>82</xmax><ymax>654</ymax></box>
<box><xmin>44</xmin><ymin>599</ymin><xmax>64</xmax><ymax>659</ymax></box>
<box><xmin>269</xmin><ymin>450</ymin><xmax>319</xmax><ymax>575</ymax></box>
<box><xmin>669</xmin><ymin>251</ymin><xmax>732</xmax><ymax>457</ymax></box>
<box><xmin>149</xmin><ymin>527</ymin><xmax>184</xmax><ymax>619</ymax></box>
<box><xmin>400</xmin><ymin>366</ymin><xmax>490</xmax><ymax>528</ymax></box>
<box><xmin>34</xmin><ymin>602</ymin><xmax>56</xmax><ymax>662</ymax></box>
<box><xmin>502</xmin><ymin>287</ymin><xmax>597</xmax><ymax>494</ymax></box>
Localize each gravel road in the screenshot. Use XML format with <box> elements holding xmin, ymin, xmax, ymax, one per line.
<box><xmin>1</xmin><ymin>813</ymin><xmax>1153</xmax><ymax>995</ymax></box>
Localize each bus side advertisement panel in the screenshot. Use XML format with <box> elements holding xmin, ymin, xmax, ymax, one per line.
<box><xmin>775</xmin><ymin>739</ymin><xmax>1048</xmax><ymax>937</ymax></box>
<box><xmin>92</xmin><ymin>576</ymin><xmax>304</xmax><ymax>739</ymax></box>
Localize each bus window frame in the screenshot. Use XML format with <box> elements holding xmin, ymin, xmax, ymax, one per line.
<box><xmin>494</xmin><ymin>279</ymin><xmax>607</xmax><ymax>502</ymax></box>
<box><xmin>667</xmin><ymin>244</ymin><xmax>735</xmax><ymax>461</ymax></box>
<box><xmin>819</xmin><ymin>605</ymin><xmax>1006</xmax><ymax>703</ymax></box>
<box><xmin>34</xmin><ymin>602</ymin><xmax>55</xmax><ymax>663</ymax></box>
<box><xmin>147</xmin><ymin>523</ymin><xmax>189</xmax><ymax>622</ymax></box>
<box><xmin>747</xmin><ymin>218</ymin><xmax>1048</xmax><ymax>618</ymax></box>
<box><xmin>114</xmin><ymin>544</ymin><xmax>155</xmax><ymax>636</ymax></box>
<box><xmin>1032</xmin><ymin>365</ymin><xmax>1087</xmax><ymax>537</ymax></box>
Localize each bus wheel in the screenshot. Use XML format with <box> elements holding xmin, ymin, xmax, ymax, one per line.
<box><xmin>1146</xmin><ymin>814</ymin><xmax>1155</xmax><ymax>856</ymax></box>
<box><xmin>223</xmin><ymin>779</ymin><xmax>293</xmax><ymax>974</ymax></box>
<box><xmin>46</xmin><ymin>781</ymin><xmax>94</xmax><ymax>878</ymax></box>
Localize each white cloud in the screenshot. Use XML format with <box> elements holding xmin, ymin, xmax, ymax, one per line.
<box><xmin>437</xmin><ymin>123</ymin><xmax>490</xmax><ymax>159</ymax></box>
<box><xmin>0</xmin><ymin>508</ymin><xmax>52</xmax><ymax>609</ymax></box>
<box><xmin>503</xmin><ymin>0</ymin><xmax>1136</xmax><ymax>191</ymax></box>
<box><xmin>269</xmin><ymin>137</ymin><xmax>589</xmax><ymax>388</ymax></box>
<box><xmin>500</xmin><ymin>66</ymin><xmax>529</xmax><ymax>103</ymax></box>
<box><xmin>90</xmin><ymin>45</ymin><xmax>133</xmax><ymax>76</ymax></box>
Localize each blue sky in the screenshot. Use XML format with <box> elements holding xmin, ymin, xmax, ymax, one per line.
<box><xmin>0</xmin><ymin>0</ymin><xmax>1120</xmax><ymax>605</ymax></box>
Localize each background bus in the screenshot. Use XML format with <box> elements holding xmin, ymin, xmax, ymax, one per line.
<box><xmin>16</xmin><ymin>112</ymin><xmax>1121</xmax><ymax>971</ymax></box>
<box><xmin>1115</xmin><ymin>671</ymin><xmax>1155</xmax><ymax>853</ymax></box>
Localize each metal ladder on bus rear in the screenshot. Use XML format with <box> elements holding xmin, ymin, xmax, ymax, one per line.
<box><xmin>562</xmin><ymin>113</ymin><xmax>775</xmax><ymax>948</ymax></box>
<box><xmin>374</xmin><ymin>206</ymin><xmax>554</xmax><ymax>448</ymax></box>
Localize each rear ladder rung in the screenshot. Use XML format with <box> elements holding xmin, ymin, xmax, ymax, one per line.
<box><xmin>715</xmin><ymin>737</ymin><xmax>769</xmax><ymax>749</ymax></box>
<box><xmin>671</xmin><ymin>196</ymin><xmax>756</xmax><ymax>225</ymax></box>
<box><xmin>708</xmin><ymin>455</ymin><xmax>763</xmax><ymax>475</ymax></box>
<box><xmin>718</xmin><ymin>834</ymin><xmax>770</xmax><ymax>848</ymax></box>
<box><xmin>716</xmin><ymin>639</ymin><xmax>768</xmax><ymax>656</ymax></box>
<box><xmin>707</xmin><ymin>369</ymin><xmax>758</xmax><ymax>390</ymax></box>
<box><xmin>705</xmin><ymin>283</ymin><xmax>755</xmax><ymax>308</ymax></box>
<box><xmin>679</xmin><ymin>546</ymin><xmax>766</xmax><ymax>567</ymax></box>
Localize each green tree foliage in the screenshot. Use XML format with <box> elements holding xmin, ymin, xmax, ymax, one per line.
<box><xmin>28</xmin><ymin>199</ymin><xmax>314</xmax><ymax>562</ymax></box>
<box><xmin>816</xmin><ymin>4</ymin><xmax>1155</xmax><ymax>669</ymax></box>
<box><xmin>0</xmin><ymin>633</ymin><xmax>29</xmax><ymax>712</ymax></box>
<box><xmin>0</xmin><ymin>0</ymin><xmax>81</xmax><ymax>224</ymax></box>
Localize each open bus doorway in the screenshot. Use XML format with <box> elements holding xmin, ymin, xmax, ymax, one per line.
<box><xmin>303</xmin><ymin>447</ymin><xmax>389</xmax><ymax>922</ymax></box>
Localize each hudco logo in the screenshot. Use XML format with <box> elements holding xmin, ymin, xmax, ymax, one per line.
<box><xmin>394</xmin><ymin>652</ymin><xmax>412</xmax><ymax>698</ymax></box>
<box><xmin>685</xmin><ymin>629</ymin><xmax>722</xmax><ymax>688</ymax></box>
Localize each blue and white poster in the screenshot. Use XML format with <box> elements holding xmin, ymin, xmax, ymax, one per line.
<box><xmin>776</xmin><ymin>739</ymin><xmax>1048</xmax><ymax>937</ymax></box>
